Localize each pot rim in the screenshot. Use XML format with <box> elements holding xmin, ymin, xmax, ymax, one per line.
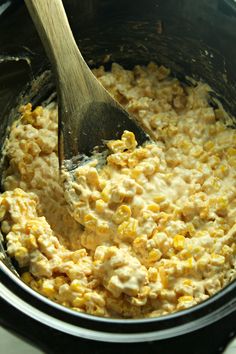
<box><xmin>0</xmin><ymin>260</ymin><xmax>235</xmax><ymax>342</ymax></box>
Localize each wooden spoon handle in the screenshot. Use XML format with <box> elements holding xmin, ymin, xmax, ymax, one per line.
<box><xmin>24</xmin><ymin>0</ymin><xmax>100</xmax><ymax>105</ymax></box>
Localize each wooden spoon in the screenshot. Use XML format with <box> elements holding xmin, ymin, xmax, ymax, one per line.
<box><xmin>24</xmin><ymin>0</ymin><xmax>148</xmax><ymax>170</ymax></box>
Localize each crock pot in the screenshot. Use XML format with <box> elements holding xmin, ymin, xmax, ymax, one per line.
<box><xmin>0</xmin><ymin>0</ymin><xmax>236</xmax><ymax>353</ymax></box>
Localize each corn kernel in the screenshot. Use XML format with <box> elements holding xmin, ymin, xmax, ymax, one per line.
<box><xmin>200</xmin><ymin>206</ymin><xmax>209</xmax><ymax>219</ymax></box>
<box><xmin>86</xmin><ymin>169</ymin><xmax>100</xmax><ymax>188</ymax></box>
<box><xmin>97</xmin><ymin>222</ymin><xmax>110</xmax><ymax>235</ymax></box>
<box><xmin>227</xmin><ymin>147</ymin><xmax>236</xmax><ymax>156</ymax></box>
<box><xmin>157</xmin><ymin>65</ymin><xmax>170</xmax><ymax>79</ymax></box>
<box><xmin>173</xmin><ymin>234</ymin><xmax>185</xmax><ymax>251</ymax></box>
<box><xmin>186</xmin><ymin>223</ymin><xmax>195</xmax><ymax>237</ymax></box>
<box><xmin>72</xmin><ymin>296</ymin><xmax>87</xmax><ymax>307</ymax></box>
<box><xmin>107</xmin><ymin>140</ymin><xmax>125</xmax><ymax>153</ymax></box>
<box><xmin>30</xmin><ymin>280</ymin><xmax>39</xmax><ymax>291</ymax></box>
<box><xmin>211</xmin><ymin>253</ymin><xmax>225</xmax><ymax>266</ymax></box>
<box><xmin>32</xmin><ymin>106</ymin><xmax>43</xmax><ymax>118</ymax></box>
<box><xmin>72</xmin><ymin>249</ymin><xmax>87</xmax><ymax>263</ymax></box>
<box><xmin>192</xmin><ymin>146</ymin><xmax>203</xmax><ymax>157</ymax></box>
<box><xmin>19</xmin><ymin>103</ymin><xmax>32</xmax><ymax>113</ymax></box>
<box><xmin>117</xmin><ymin>218</ymin><xmax>138</xmax><ymax>241</ymax></box>
<box><xmin>84</xmin><ymin>214</ymin><xmax>97</xmax><ymax>231</ymax></box>
<box><xmin>113</xmin><ymin>205</ymin><xmax>131</xmax><ymax>224</ymax></box>
<box><xmin>159</xmin><ymin>267</ymin><xmax>168</xmax><ymax>288</ymax></box>
<box><xmin>183</xmin><ymin>279</ymin><xmax>192</xmax><ymax>286</ymax></box>
<box><xmin>0</xmin><ymin>205</ymin><xmax>6</xmax><ymax>221</ymax></box>
<box><xmin>70</xmin><ymin>280</ymin><xmax>81</xmax><ymax>292</ymax></box>
<box><xmin>178</xmin><ymin>139</ymin><xmax>191</xmax><ymax>153</ymax></box>
<box><xmin>133</xmin><ymin>235</ymin><xmax>147</xmax><ymax>249</ymax></box>
<box><xmin>25</xmin><ymin>235</ymin><xmax>37</xmax><ymax>250</ymax></box>
<box><xmin>41</xmin><ymin>281</ymin><xmax>55</xmax><ymax>297</ymax></box>
<box><xmin>15</xmin><ymin>246</ymin><xmax>28</xmax><ymax>259</ymax></box>
<box><xmin>54</xmin><ymin>276</ymin><xmax>67</xmax><ymax>288</ymax></box>
<box><xmin>148</xmin><ymin>249</ymin><xmax>162</xmax><ymax>263</ymax></box>
<box><xmin>122</xmin><ymin>130</ymin><xmax>137</xmax><ymax>150</ymax></box>
<box><xmin>148</xmin><ymin>267</ymin><xmax>158</xmax><ymax>282</ymax></box>
<box><xmin>209</xmin><ymin>155</ymin><xmax>221</xmax><ymax>168</ymax></box>
<box><xmin>101</xmin><ymin>189</ymin><xmax>110</xmax><ymax>202</ymax></box>
<box><xmin>21</xmin><ymin>272</ymin><xmax>33</xmax><ymax>284</ymax></box>
<box><xmin>216</xmin><ymin>196</ymin><xmax>228</xmax><ymax>210</ymax></box>
<box><xmin>228</xmin><ymin>157</ymin><xmax>236</xmax><ymax>167</ymax></box>
<box><xmin>130</xmin><ymin>168</ymin><xmax>142</xmax><ymax>179</ymax></box>
<box><xmin>221</xmin><ymin>245</ymin><xmax>232</xmax><ymax>257</ymax></box>
<box><xmin>214</xmin><ymin>164</ymin><xmax>229</xmax><ymax>178</ymax></box>
<box><xmin>1</xmin><ymin>220</ymin><xmax>10</xmax><ymax>234</ymax></box>
<box><xmin>95</xmin><ymin>199</ymin><xmax>106</xmax><ymax>213</ymax></box>
<box><xmin>204</xmin><ymin>141</ymin><xmax>214</xmax><ymax>151</ymax></box>
<box><xmin>185</xmin><ymin>257</ymin><xmax>194</xmax><ymax>270</ymax></box>
<box><xmin>178</xmin><ymin>295</ymin><xmax>193</xmax><ymax>303</ymax></box>
<box><xmin>147</xmin><ymin>204</ymin><xmax>160</xmax><ymax>213</ymax></box>
<box><xmin>153</xmin><ymin>195</ymin><xmax>165</xmax><ymax>203</ymax></box>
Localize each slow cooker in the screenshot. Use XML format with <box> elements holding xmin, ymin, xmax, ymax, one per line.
<box><xmin>0</xmin><ymin>0</ymin><xmax>236</xmax><ymax>353</ymax></box>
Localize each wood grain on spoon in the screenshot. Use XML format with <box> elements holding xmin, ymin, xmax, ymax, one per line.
<box><xmin>24</xmin><ymin>0</ymin><xmax>148</xmax><ymax>168</ymax></box>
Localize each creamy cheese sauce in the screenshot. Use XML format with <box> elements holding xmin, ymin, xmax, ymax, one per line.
<box><xmin>0</xmin><ymin>62</ymin><xmax>236</xmax><ymax>318</ymax></box>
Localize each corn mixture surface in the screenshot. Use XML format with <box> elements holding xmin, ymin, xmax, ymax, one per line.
<box><xmin>1</xmin><ymin>63</ymin><xmax>236</xmax><ymax>318</ymax></box>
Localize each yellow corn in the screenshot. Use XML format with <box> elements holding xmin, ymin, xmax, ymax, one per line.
<box><xmin>147</xmin><ymin>204</ymin><xmax>160</xmax><ymax>213</ymax></box>
<box><xmin>122</xmin><ymin>130</ymin><xmax>137</xmax><ymax>150</ymax></box>
<box><xmin>84</xmin><ymin>214</ymin><xmax>97</xmax><ymax>231</ymax></box>
<box><xmin>216</xmin><ymin>196</ymin><xmax>228</xmax><ymax>210</ymax></box>
<box><xmin>0</xmin><ymin>205</ymin><xmax>6</xmax><ymax>221</ymax></box>
<box><xmin>70</xmin><ymin>280</ymin><xmax>81</xmax><ymax>292</ymax></box>
<box><xmin>54</xmin><ymin>276</ymin><xmax>67</xmax><ymax>288</ymax></box>
<box><xmin>15</xmin><ymin>247</ymin><xmax>28</xmax><ymax>259</ymax></box>
<box><xmin>19</xmin><ymin>103</ymin><xmax>32</xmax><ymax>113</ymax></box>
<box><xmin>96</xmin><ymin>222</ymin><xmax>110</xmax><ymax>235</ymax></box>
<box><xmin>25</xmin><ymin>235</ymin><xmax>37</xmax><ymax>249</ymax></box>
<box><xmin>211</xmin><ymin>253</ymin><xmax>225</xmax><ymax>265</ymax></box>
<box><xmin>148</xmin><ymin>267</ymin><xmax>158</xmax><ymax>282</ymax></box>
<box><xmin>221</xmin><ymin>245</ymin><xmax>232</xmax><ymax>257</ymax></box>
<box><xmin>204</xmin><ymin>141</ymin><xmax>214</xmax><ymax>151</ymax></box>
<box><xmin>173</xmin><ymin>235</ymin><xmax>185</xmax><ymax>251</ymax></box>
<box><xmin>21</xmin><ymin>272</ymin><xmax>33</xmax><ymax>284</ymax></box>
<box><xmin>178</xmin><ymin>295</ymin><xmax>193</xmax><ymax>303</ymax></box>
<box><xmin>148</xmin><ymin>249</ymin><xmax>162</xmax><ymax>263</ymax></box>
<box><xmin>133</xmin><ymin>235</ymin><xmax>147</xmax><ymax>249</ymax></box>
<box><xmin>228</xmin><ymin>157</ymin><xmax>236</xmax><ymax>167</ymax></box>
<box><xmin>178</xmin><ymin>139</ymin><xmax>191</xmax><ymax>152</ymax></box>
<box><xmin>113</xmin><ymin>205</ymin><xmax>131</xmax><ymax>224</ymax></box>
<box><xmin>183</xmin><ymin>279</ymin><xmax>192</xmax><ymax>286</ymax></box>
<box><xmin>86</xmin><ymin>169</ymin><xmax>100</xmax><ymax>187</ymax></box>
<box><xmin>209</xmin><ymin>155</ymin><xmax>221</xmax><ymax>168</ymax></box>
<box><xmin>157</xmin><ymin>65</ymin><xmax>170</xmax><ymax>79</ymax></box>
<box><xmin>227</xmin><ymin>147</ymin><xmax>236</xmax><ymax>156</ymax></box>
<box><xmin>72</xmin><ymin>296</ymin><xmax>87</xmax><ymax>308</ymax></box>
<box><xmin>186</xmin><ymin>223</ymin><xmax>195</xmax><ymax>237</ymax></box>
<box><xmin>117</xmin><ymin>219</ymin><xmax>138</xmax><ymax>241</ymax></box>
<box><xmin>159</xmin><ymin>267</ymin><xmax>168</xmax><ymax>288</ymax></box>
<box><xmin>192</xmin><ymin>146</ymin><xmax>203</xmax><ymax>157</ymax></box>
<box><xmin>185</xmin><ymin>257</ymin><xmax>194</xmax><ymax>270</ymax></box>
<box><xmin>153</xmin><ymin>195</ymin><xmax>165</xmax><ymax>203</ymax></box>
<box><xmin>1</xmin><ymin>220</ymin><xmax>10</xmax><ymax>234</ymax></box>
<box><xmin>214</xmin><ymin>164</ymin><xmax>229</xmax><ymax>178</ymax></box>
<box><xmin>200</xmin><ymin>206</ymin><xmax>209</xmax><ymax>219</ymax></box>
<box><xmin>101</xmin><ymin>189</ymin><xmax>110</xmax><ymax>202</ymax></box>
<box><xmin>32</xmin><ymin>106</ymin><xmax>43</xmax><ymax>118</ymax></box>
<box><xmin>41</xmin><ymin>281</ymin><xmax>55</xmax><ymax>297</ymax></box>
<box><xmin>107</xmin><ymin>140</ymin><xmax>125</xmax><ymax>153</ymax></box>
<box><xmin>95</xmin><ymin>199</ymin><xmax>106</xmax><ymax>213</ymax></box>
